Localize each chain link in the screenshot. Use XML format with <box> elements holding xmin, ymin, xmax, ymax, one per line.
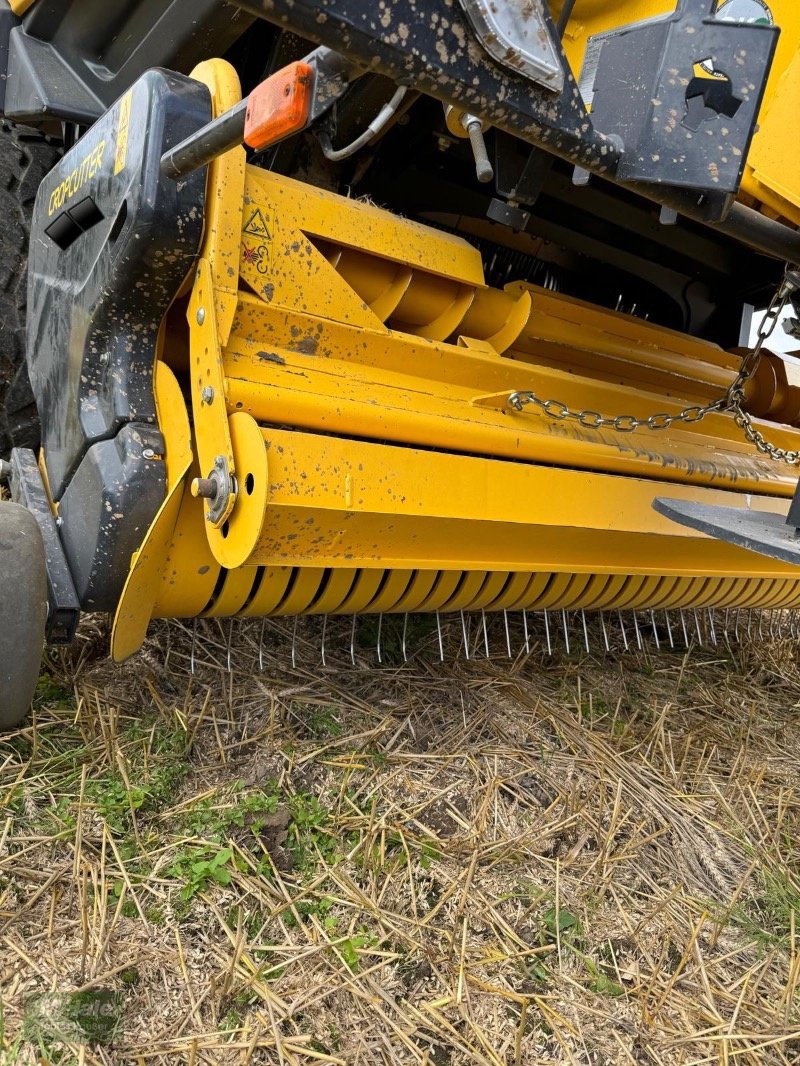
<box><xmin>508</xmin><ymin>268</ymin><xmax>800</xmax><ymax>463</ymax></box>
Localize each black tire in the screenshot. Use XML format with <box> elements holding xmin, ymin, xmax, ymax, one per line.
<box><xmin>0</xmin><ymin>501</ymin><xmax>47</xmax><ymax>729</ymax></box>
<box><xmin>0</xmin><ymin>123</ymin><xmax>61</xmax><ymax>459</ymax></box>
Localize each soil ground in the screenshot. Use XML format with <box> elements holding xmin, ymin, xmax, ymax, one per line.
<box><xmin>2</xmin><ymin>611</ymin><xmax>800</xmax><ymax>1064</ymax></box>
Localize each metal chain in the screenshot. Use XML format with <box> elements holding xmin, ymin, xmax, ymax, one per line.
<box><xmin>508</xmin><ymin>268</ymin><xmax>800</xmax><ymax>463</ymax></box>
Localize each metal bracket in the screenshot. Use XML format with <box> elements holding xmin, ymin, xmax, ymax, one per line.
<box><xmin>589</xmin><ymin>0</ymin><xmax>779</xmax><ymax>195</ymax></box>
<box><xmin>653</xmin><ymin>494</ymin><xmax>800</xmax><ymax>567</ymax></box>
<box><xmin>8</xmin><ymin>448</ymin><xmax>80</xmax><ymax>644</ymax></box>
<box><xmin>188</xmin><ymin>259</ymin><xmax>237</xmax><ymax>530</ymax></box>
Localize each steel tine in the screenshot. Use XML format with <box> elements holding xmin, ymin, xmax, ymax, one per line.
<box><xmin>632</xmin><ymin>612</ymin><xmax>643</xmax><ymax>651</ymax></box>
<box><xmin>617</xmin><ymin>611</ymin><xmax>630</xmax><ymax>652</ymax></box>
<box><xmin>321</xmin><ymin>613</ymin><xmax>328</xmax><ymax>667</ymax></box>
<box><xmin>259</xmin><ymin>617</ymin><xmax>266</xmax><ymax>672</ymax></box>
<box><xmin>561</xmin><ymin>609</ymin><xmax>570</xmax><ymax>654</ymax></box>
<box><xmin>227</xmin><ymin>619</ymin><xmax>233</xmax><ymax>672</ymax></box>
<box><xmin>649</xmin><ymin>610</ymin><xmax>660</xmax><ymax>650</ymax></box>
<box><xmin>581</xmin><ymin>610</ymin><xmax>590</xmax><ymax>654</ymax></box>
<box><xmin>680</xmin><ymin>609</ymin><xmax>690</xmax><ymax>648</ymax></box>
<box><xmin>402</xmin><ymin>613</ymin><xmax>409</xmax><ymax>663</ymax></box>
<box><xmin>664</xmin><ymin>611</ymin><xmax>674</xmax><ymax>649</ymax></box>
<box><xmin>769</xmin><ymin>610</ymin><xmax>777</xmax><ymax>639</ymax></box>
<box><xmin>693</xmin><ymin>609</ymin><xmax>703</xmax><ymax>645</ymax></box>
<box><xmin>758</xmin><ymin>610</ymin><xmax>765</xmax><ymax>639</ymax></box>
<box><xmin>190</xmin><ymin>617</ymin><xmax>197</xmax><ymax>675</ymax></box>
<box><xmin>481</xmin><ymin>609</ymin><xmax>490</xmax><ymax>658</ymax></box>
<box><xmin>600</xmin><ymin>611</ymin><xmax>610</xmax><ymax>653</ymax></box>
<box><xmin>436</xmin><ymin>611</ymin><xmax>444</xmax><ymax>661</ymax></box>
<box><xmin>460</xmin><ymin>610</ymin><xmax>470</xmax><ymax>661</ymax></box>
<box><xmin>377</xmin><ymin>613</ymin><xmax>384</xmax><ymax>664</ymax></box>
<box><xmin>707</xmin><ymin>608</ymin><xmax>717</xmax><ymax>647</ymax></box>
<box><xmin>734</xmin><ymin>608</ymin><xmax>741</xmax><ymax>642</ymax></box>
<box><xmin>522</xmin><ymin>610</ymin><xmax>531</xmax><ymax>655</ymax></box>
<box><xmin>747</xmin><ymin>609</ymin><xmax>753</xmax><ymax>637</ymax></box>
<box><xmin>503</xmin><ymin>610</ymin><xmax>512</xmax><ymax>658</ymax></box>
<box><xmin>543</xmin><ymin>610</ymin><xmax>552</xmax><ymax>656</ymax></box>
<box><xmin>350</xmin><ymin>614</ymin><xmax>357</xmax><ymax>666</ymax></box>
<box><xmin>291</xmin><ymin>614</ymin><xmax>298</xmax><ymax>669</ymax></box>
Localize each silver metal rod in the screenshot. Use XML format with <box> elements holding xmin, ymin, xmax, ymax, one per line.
<box><xmin>617</xmin><ymin>611</ymin><xmax>629</xmax><ymax>652</ymax></box>
<box><xmin>649</xmin><ymin>611</ymin><xmax>660</xmax><ymax>650</ymax></box>
<box><xmin>321</xmin><ymin>613</ymin><xmax>328</xmax><ymax>667</ymax></box>
<box><xmin>522</xmin><ymin>610</ymin><xmax>531</xmax><ymax>655</ymax></box>
<box><xmin>436</xmin><ymin>610</ymin><xmax>444</xmax><ymax>661</ymax></box>
<box><xmin>190</xmin><ymin>618</ymin><xmax>197</xmax><ymax>675</ymax></box>
<box><xmin>402</xmin><ymin>613</ymin><xmax>409</xmax><ymax>663</ymax></box>
<box><xmin>292</xmin><ymin>614</ymin><xmax>298</xmax><ymax>668</ymax></box>
<box><xmin>664</xmin><ymin>611</ymin><xmax>674</xmax><ymax>649</ymax></box>
<box><xmin>377</xmin><ymin>613</ymin><xmax>384</xmax><ymax>664</ymax></box>
<box><xmin>460</xmin><ymin>610</ymin><xmax>470</xmax><ymax>660</ymax></box>
<box><xmin>350</xmin><ymin>614</ymin><xmax>357</xmax><ymax>665</ymax></box>
<box><xmin>707</xmin><ymin>608</ymin><xmax>717</xmax><ymax>647</ymax></box>
<box><xmin>503</xmin><ymin>610</ymin><xmax>512</xmax><ymax>658</ymax></box>
<box><xmin>581</xmin><ymin>610</ymin><xmax>590</xmax><ymax>653</ymax></box>
<box><xmin>680</xmin><ymin>609</ymin><xmax>690</xmax><ymax>648</ymax></box>
<box><xmin>259</xmin><ymin>617</ymin><xmax>266</xmax><ymax>672</ymax></box>
<box><xmin>481</xmin><ymin>609</ymin><xmax>490</xmax><ymax>657</ymax></box>
<box><xmin>561</xmin><ymin>609</ymin><xmax>570</xmax><ymax>654</ymax></box>
<box><xmin>543</xmin><ymin>610</ymin><xmax>552</xmax><ymax>656</ymax></box>
<box><xmin>600</xmin><ymin>611</ymin><xmax>610</xmax><ymax>652</ymax></box>
<box><xmin>632</xmin><ymin>612</ymin><xmax>643</xmax><ymax>651</ymax></box>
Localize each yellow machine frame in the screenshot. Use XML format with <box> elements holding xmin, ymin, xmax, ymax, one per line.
<box><xmin>110</xmin><ymin>53</ymin><xmax>800</xmax><ymax>660</ymax></box>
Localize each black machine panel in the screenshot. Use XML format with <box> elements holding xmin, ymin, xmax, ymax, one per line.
<box><xmin>27</xmin><ymin>68</ymin><xmax>209</xmax><ymax>501</ymax></box>
<box><xmin>26</xmin><ymin>68</ymin><xmax>209</xmax><ymax>614</ymax></box>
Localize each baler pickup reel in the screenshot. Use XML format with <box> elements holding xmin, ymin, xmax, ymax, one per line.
<box><xmin>4</xmin><ymin>0</ymin><xmax>800</xmax><ymax>728</ymax></box>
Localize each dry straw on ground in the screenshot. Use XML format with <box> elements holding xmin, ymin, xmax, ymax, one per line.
<box><xmin>2</xmin><ymin>611</ymin><xmax>800</xmax><ymax>1064</ymax></box>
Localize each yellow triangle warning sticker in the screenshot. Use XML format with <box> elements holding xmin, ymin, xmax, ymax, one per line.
<box><xmin>243</xmin><ymin>207</ymin><xmax>270</xmax><ymax>239</ymax></box>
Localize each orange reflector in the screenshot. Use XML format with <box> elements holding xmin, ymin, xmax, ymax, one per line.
<box><xmin>244</xmin><ymin>62</ymin><xmax>315</xmax><ymax>151</ymax></box>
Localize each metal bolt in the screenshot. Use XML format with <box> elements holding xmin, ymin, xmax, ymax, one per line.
<box><xmin>463</xmin><ymin>116</ymin><xmax>494</xmax><ymax>184</ymax></box>
<box><xmin>201</xmin><ymin>386</ymin><xmax>215</xmax><ymax>405</ymax></box>
<box><xmin>142</xmin><ymin>448</ymin><xmax>156</xmax><ymax>460</ymax></box>
<box><xmin>56</xmin><ymin>516</ymin><xmax>63</xmax><ymax>528</ymax></box>
<box><xmin>99</xmin><ymin>352</ymin><xmax>110</xmax><ymax>366</ymax></box>
<box><xmin>196</xmin><ymin>307</ymin><xmax>206</xmax><ymax>325</ymax></box>
<box><xmin>191</xmin><ymin>476</ymin><xmax>218</xmax><ymax>500</ymax></box>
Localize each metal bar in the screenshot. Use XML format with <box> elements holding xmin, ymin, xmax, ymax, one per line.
<box><xmin>161</xmin><ymin>99</ymin><xmax>248</xmax><ymax>180</ymax></box>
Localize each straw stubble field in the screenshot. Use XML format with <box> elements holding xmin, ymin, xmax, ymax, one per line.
<box><xmin>1</xmin><ymin>612</ymin><xmax>800</xmax><ymax>1064</ymax></box>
